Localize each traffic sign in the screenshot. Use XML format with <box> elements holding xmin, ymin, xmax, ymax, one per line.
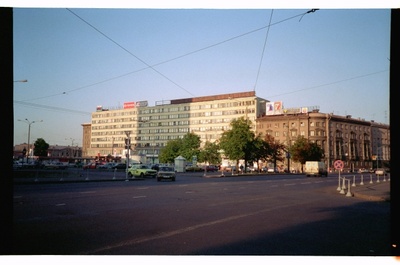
<box><xmin>334</xmin><ymin>160</ymin><xmax>344</xmax><ymax>170</ymax></box>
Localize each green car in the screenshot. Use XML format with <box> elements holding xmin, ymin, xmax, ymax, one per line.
<box><xmin>127</xmin><ymin>164</ymin><xmax>157</xmax><ymax>178</ymax></box>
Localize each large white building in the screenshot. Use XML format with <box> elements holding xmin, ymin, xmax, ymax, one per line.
<box><xmin>82</xmin><ymin>91</ymin><xmax>268</xmax><ymax>163</ymax></box>
<box><xmin>82</xmin><ymin>90</ymin><xmax>390</xmax><ymax>172</ymax></box>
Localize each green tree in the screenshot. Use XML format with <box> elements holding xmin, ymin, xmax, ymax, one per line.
<box><xmin>198</xmin><ymin>141</ymin><xmax>221</xmax><ymax>166</ymax></box>
<box><xmin>158</xmin><ymin>132</ymin><xmax>201</xmax><ymax>164</ymax></box>
<box><xmin>159</xmin><ymin>138</ymin><xmax>182</xmax><ymax>164</ymax></box>
<box><xmin>219</xmin><ymin>117</ymin><xmax>254</xmax><ymax>171</ymax></box>
<box><xmin>264</xmin><ymin>134</ymin><xmax>286</xmax><ymax>169</ymax></box>
<box><xmin>249</xmin><ymin>134</ymin><xmax>272</xmax><ymax>171</ymax></box>
<box><xmin>289</xmin><ymin>136</ymin><xmax>324</xmax><ymax>171</ymax></box>
<box><xmin>33</xmin><ymin>138</ymin><xmax>49</xmax><ymax>157</ymax></box>
<box><xmin>179</xmin><ymin>132</ymin><xmax>201</xmax><ymax>161</ymax></box>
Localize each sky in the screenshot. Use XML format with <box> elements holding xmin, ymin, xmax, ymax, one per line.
<box><xmin>11</xmin><ymin>1</ymin><xmax>393</xmax><ymax>147</ymax></box>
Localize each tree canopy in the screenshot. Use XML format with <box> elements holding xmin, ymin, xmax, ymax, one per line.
<box><xmin>33</xmin><ymin>138</ymin><xmax>49</xmax><ymax>157</ymax></box>
<box><xmin>158</xmin><ymin>132</ymin><xmax>201</xmax><ymax>164</ymax></box>
<box><xmin>289</xmin><ymin>136</ymin><xmax>324</xmax><ymax>166</ymax></box>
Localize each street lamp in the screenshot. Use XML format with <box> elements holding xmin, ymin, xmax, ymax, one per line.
<box><xmin>18</xmin><ymin>118</ymin><xmax>43</xmax><ymax>163</ymax></box>
<box><xmin>124</xmin><ymin>130</ymin><xmax>132</xmax><ymax>181</ymax></box>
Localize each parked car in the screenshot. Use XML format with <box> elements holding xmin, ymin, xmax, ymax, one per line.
<box><xmin>267</xmin><ymin>167</ymin><xmax>279</xmax><ymax>173</ymax></box>
<box><xmin>204</xmin><ymin>165</ymin><xmax>218</xmax><ymax>172</ymax></box>
<box><xmin>157</xmin><ymin>166</ymin><xmax>176</xmax><ymax>181</ymax></box>
<box><xmin>112</xmin><ymin>163</ymin><xmax>128</xmax><ymax>170</ymax></box>
<box><xmin>44</xmin><ymin>162</ymin><xmax>68</xmax><ymax>170</ymax></box>
<box><xmin>97</xmin><ymin>162</ymin><xmax>117</xmax><ymax>170</ymax></box>
<box><xmin>375</xmin><ymin>168</ymin><xmax>385</xmax><ymax>176</ymax></box>
<box><xmin>83</xmin><ymin>162</ymin><xmax>98</xmax><ymax>170</ymax></box>
<box><xmin>185</xmin><ymin>165</ymin><xmax>204</xmax><ymax>172</ymax></box>
<box><xmin>13</xmin><ymin>161</ymin><xmax>23</xmax><ymax>169</ymax></box>
<box><xmin>127</xmin><ymin>164</ymin><xmax>158</xmax><ymax>178</ymax></box>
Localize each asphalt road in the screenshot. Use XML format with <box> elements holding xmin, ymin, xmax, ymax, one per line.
<box><xmin>12</xmin><ymin>173</ymin><xmax>391</xmax><ymax>256</ymax></box>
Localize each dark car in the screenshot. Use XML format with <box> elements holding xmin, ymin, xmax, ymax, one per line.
<box><xmin>204</xmin><ymin>165</ymin><xmax>218</xmax><ymax>172</ymax></box>
<box><xmin>112</xmin><ymin>163</ymin><xmax>128</xmax><ymax>170</ymax></box>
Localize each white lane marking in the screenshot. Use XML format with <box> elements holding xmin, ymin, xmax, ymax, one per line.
<box><xmin>137</xmin><ymin>187</ymin><xmax>149</xmax><ymax>190</ymax></box>
<box><xmin>55</xmin><ymin>203</ymin><xmax>66</xmax><ymax>206</ymax></box>
<box><xmin>133</xmin><ymin>196</ymin><xmax>147</xmax><ymax>199</ymax></box>
<box><xmin>82</xmin><ymin>199</ymin><xmax>312</xmax><ymax>255</ymax></box>
<box><xmin>80</xmin><ymin>191</ymin><xmax>96</xmax><ymax>194</ymax></box>
<box><xmin>284</xmin><ymin>183</ymin><xmax>296</xmax><ymax>186</ymax></box>
<box><xmin>301</xmin><ymin>182</ymin><xmax>312</xmax><ymax>185</ymax></box>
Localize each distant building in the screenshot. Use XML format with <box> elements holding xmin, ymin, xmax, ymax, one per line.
<box><xmin>82</xmin><ymin>91</ymin><xmax>268</xmax><ymax>164</ymax></box>
<box><xmin>13</xmin><ymin>143</ymin><xmax>82</xmax><ymax>161</ymax></box>
<box><xmin>256</xmin><ymin>108</ymin><xmax>390</xmax><ymax>172</ymax></box>
<box><xmin>80</xmin><ymin>90</ymin><xmax>390</xmax><ymax>170</ymax></box>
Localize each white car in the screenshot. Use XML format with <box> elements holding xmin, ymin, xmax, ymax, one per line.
<box><xmin>375</xmin><ymin>168</ymin><xmax>385</xmax><ymax>176</ymax></box>
<box><xmin>157</xmin><ymin>166</ymin><xmax>176</xmax><ymax>181</ymax></box>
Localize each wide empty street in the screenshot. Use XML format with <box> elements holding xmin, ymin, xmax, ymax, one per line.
<box><xmin>12</xmin><ymin>173</ymin><xmax>391</xmax><ymax>255</ymax></box>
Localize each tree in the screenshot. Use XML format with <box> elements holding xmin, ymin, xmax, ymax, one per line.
<box><xmin>289</xmin><ymin>136</ymin><xmax>324</xmax><ymax>171</ymax></box>
<box><xmin>158</xmin><ymin>132</ymin><xmax>201</xmax><ymax>164</ymax></box>
<box><xmin>249</xmin><ymin>134</ymin><xmax>272</xmax><ymax>171</ymax></box>
<box><xmin>33</xmin><ymin>138</ymin><xmax>49</xmax><ymax>157</ymax></box>
<box><xmin>264</xmin><ymin>134</ymin><xmax>286</xmax><ymax>169</ymax></box>
<box><xmin>158</xmin><ymin>139</ymin><xmax>182</xmax><ymax>164</ymax></box>
<box><xmin>198</xmin><ymin>141</ymin><xmax>221</xmax><ymax>166</ymax></box>
<box><xmin>179</xmin><ymin>132</ymin><xmax>201</xmax><ymax>161</ymax></box>
<box><xmin>219</xmin><ymin>117</ymin><xmax>254</xmax><ymax>171</ymax></box>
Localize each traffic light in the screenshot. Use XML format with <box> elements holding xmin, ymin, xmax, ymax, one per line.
<box><xmin>125</xmin><ymin>138</ymin><xmax>131</xmax><ymax>150</ymax></box>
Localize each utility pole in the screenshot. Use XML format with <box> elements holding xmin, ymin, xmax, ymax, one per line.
<box><xmin>124</xmin><ymin>131</ymin><xmax>132</xmax><ymax>181</ymax></box>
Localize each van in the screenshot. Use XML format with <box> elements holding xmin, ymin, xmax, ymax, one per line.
<box><xmin>304</xmin><ymin>161</ymin><xmax>328</xmax><ymax>177</ymax></box>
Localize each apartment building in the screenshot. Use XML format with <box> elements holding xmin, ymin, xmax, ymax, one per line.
<box><xmin>82</xmin><ymin>91</ymin><xmax>268</xmax><ymax>163</ymax></box>
<box><xmin>256</xmin><ymin>105</ymin><xmax>390</xmax><ymax>172</ymax></box>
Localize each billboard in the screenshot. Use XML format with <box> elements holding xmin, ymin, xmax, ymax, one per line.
<box><xmin>124</xmin><ymin>102</ymin><xmax>135</xmax><ymax>109</ymax></box>
<box><xmin>123</xmin><ymin>101</ymin><xmax>148</xmax><ymax>109</ymax></box>
<box><xmin>266</xmin><ymin>101</ymin><xmax>283</xmax><ymax>115</ymax></box>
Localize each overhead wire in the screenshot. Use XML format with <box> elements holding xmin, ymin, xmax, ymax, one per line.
<box><xmin>17</xmin><ymin>9</ymin><xmax>310</xmax><ymax>102</ymax></box>
<box><xmin>14</xmin><ymin>69</ymin><xmax>388</xmax><ymax>117</ymax></box>
<box><xmin>253</xmin><ymin>9</ymin><xmax>274</xmax><ymax>91</ymax></box>
<box><xmin>66</xmin><ymin>8</ymin><xmax>196</xmax><ymax>97</ymax></box>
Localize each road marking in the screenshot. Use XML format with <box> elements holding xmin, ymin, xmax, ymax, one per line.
<box><xmin>301</xmin><ymin>182</ymin><xmax>311</xmax><ymax>185</ymax></box>
<box><xmin>55</xmin><ymin>203</ymin><xmax>66</xmax><ymax>206</ymax></box>
<box><xmin>80</xmin><ymin>191</ymin><xmax>96</xmax><ymax>194</ymax></box>
<box><xmin>81</xmin><ymin>199</ymin><xmax>313</xmax><ymax>254</ymax></box>
<box><xmin>284</xmin><ymin>183</ymin><xmax>296</xmax><ymax>186</ymax></box>
<box><xmin>132</xmin><ymin>196</ymin><xmax>146</xmax><ymax>199</ymax></box>
<box><xmin>137</xmin><ymin>187</ymin><xmax>149</xmax><ymax>190</ymax></box>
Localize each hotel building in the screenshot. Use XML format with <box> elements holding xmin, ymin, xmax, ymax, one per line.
<box><xmin>82</xmin><ymin>91</ymin><xmax>268</xmax><ymax>164</ymax></box>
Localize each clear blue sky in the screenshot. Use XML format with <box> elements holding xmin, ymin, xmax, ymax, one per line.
<box><xmin>12</xmin><ymin>3</ymin><xmax>392</xmax><ymax>147</ymax></box>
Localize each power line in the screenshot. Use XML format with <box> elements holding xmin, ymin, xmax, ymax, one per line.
<box><xmin>254</xmin><ymin>9</ymin><xmax>274</xmax><ymax>91</ymax></box>
<box><xmin>265</xmin><ymin>69</ymin><xmax>388</xmax><ymax>98</ymax></box>
<box><xmin>66</xmin><ymin>8</ymin><xmax>195</xmax><ymax>98</ymax></box>
<box><xmin>14</xmin><ymin>100</ymin><xmax>91</xmax><ymax>116</ymax></box>
<box><xmin>20</xmin><ymin>10</ymin><xmax>310</xmax><ymax>102</ymax></box>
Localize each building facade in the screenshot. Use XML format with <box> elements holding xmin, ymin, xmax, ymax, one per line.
<box><xmin>256</xmin><ymin>108</ymin><xmax>390</xmax><ymax>172</ymax></box>
<box><xmin>82</xmin><ymin>91</ymin><xmax>268</xmax><ymax>163</ymax></box>
<box><xmin>81</xmin><ymin>91</ymin><xmax>390</xmax><ymax>171</ymax></box>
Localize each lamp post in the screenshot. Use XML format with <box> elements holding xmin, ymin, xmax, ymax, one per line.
<box><xmin>18</xmin><ymin>118</ymin><xmax>43</xmax><ymax>163</ymax></box>
<box><xmin>65</xmin><ymin>138</ymin><xmax>76</xmax><ymax>158</ymax></box>
<box><xmin>124</xmin><ymin>131</ymin><xmax>132</xmax><ymax>181</ymax></box>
